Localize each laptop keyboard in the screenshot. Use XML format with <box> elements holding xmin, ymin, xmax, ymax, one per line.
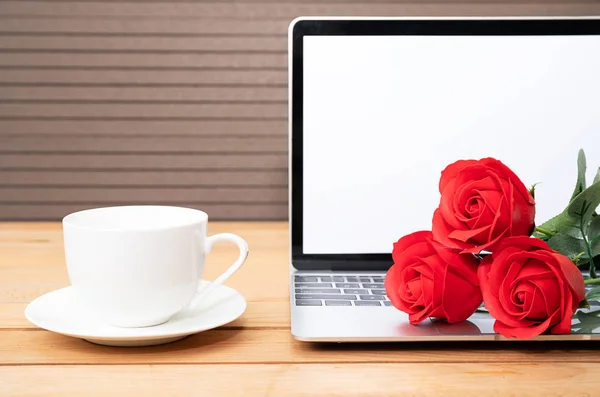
<box><xmin>293</xmin><ymin>274</ymin><xmax>392</xmax><ymax>307</ymax></box>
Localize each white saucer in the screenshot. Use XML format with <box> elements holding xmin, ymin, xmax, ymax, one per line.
<box><xmin>24</xmin><ymin>281</ymin><xmax>246</xmax><ymax>347</ymax></box>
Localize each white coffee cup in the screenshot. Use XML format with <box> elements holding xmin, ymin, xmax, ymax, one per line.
<box><xmin>62</xmin><ymin>205</ymin><xmax>248</xmax><ymax>328</ymax></box>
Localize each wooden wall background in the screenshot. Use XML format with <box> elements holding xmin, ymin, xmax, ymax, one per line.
<box><xmin>0</xmin><ymin>1</ymin><xmax>599</xmax><ymax>221</ymax></box>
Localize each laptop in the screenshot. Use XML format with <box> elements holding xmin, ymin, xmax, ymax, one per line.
<box><xmin>288</xmin><ymin>16</ymin><xmax>600</xmax><ymax>342</ymax></box>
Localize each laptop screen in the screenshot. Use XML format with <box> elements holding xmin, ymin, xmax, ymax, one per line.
<box><xmin>302</xmin><ymin>33</ymin><xmax>600</xmax><ymax>255</ymax></box>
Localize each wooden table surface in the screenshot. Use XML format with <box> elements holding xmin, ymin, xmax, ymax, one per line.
<box><xmin>1</xmin><ymin>222</ymin><xmax>600</xmax><ymax>396</ymax></box>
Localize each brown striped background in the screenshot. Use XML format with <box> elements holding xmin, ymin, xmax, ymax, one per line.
<box><xmin>1</xmin><ymin>1</ymin><xmax>599</xmax><ymax>221</ymax></box>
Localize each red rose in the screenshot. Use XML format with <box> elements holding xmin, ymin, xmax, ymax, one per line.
<box><xmin>384</xmin><ymin>231</ymin><xmax>482</xmax><ymax>324</ymax></box>
<box><xmin>432</xmin><ymin>158</ymin><xmax>535</xmax><ymax>254</ymax></box>
<box><xmin>478</xmin><ymin>237</ymin><xmax>585</xmax><ymax>339</ymax></box>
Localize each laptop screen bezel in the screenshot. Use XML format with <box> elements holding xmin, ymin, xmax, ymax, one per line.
<box><xmin>290</xmin><ymin>17</ymin><xmax>600</xmax><ymax>271</ymax></box>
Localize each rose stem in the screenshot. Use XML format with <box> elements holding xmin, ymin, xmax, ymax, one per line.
<box><xmin>534</xmin><ymin>227</ymin><xmax>556</xmax><ymax>238</ymax></box>
<box><xmin>579</xmin><ymin>217</ymin><xmax>596</xmax><ymax>279</ymax></box>
<box><xmin>584</xmin><ymin>278</ymin><xmax>600</xmax><ymax>285</ymax></box>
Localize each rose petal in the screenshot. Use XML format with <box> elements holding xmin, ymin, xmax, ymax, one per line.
<box><xmin>480</xmin><ymin>157</ymin><xmax>535</xmax><ymax>205</ymax></box>
<box><xmin>521</xmin><ymin>283</ymin><xmax>550</xmax><ymax>320</ymax></box>
<box><xmin>487</xmin><ymin>194</ymin><xmax>508</xmax><ymax>241</ymax></box>
<box><xmin>418</xmin><ymin>263</ymin><xmax>436</xmax><ymax>307</ymax></box>
<box><xmin>513</xmin><ymin>269</ymin><xmax>555</xmax><ymax>283</ymax></box>
<box><xmin>448</xmin><ymin>226</ymin><xmax>490</xmax><ymax>243</ymax></box>
<box><xmin>494</xmin><ymin>236</ymin><xmax>552</xmax><ymax>253</ymax></box>
<box><xmin>439</xmin><ymin>159</ymin><xmax>478</xmax><ymax>193</ymax></box>
<box><xmin>488</xmin><ymin>247</ymin><xmax>526</xmax><ymax>290</ymax></box>
<box><xmin>442</xmin><ymin>267</ymin><xmax>482</xmax><ymax>323</ymax></box>
<box><xmin>432</xmin><ymin>208</ymin><xmax>471</xmax><ymax>251</ymax></box>
<box><xmin>511</xmin><ymin>192</ymin><xmax>536</xmax><ymax>237</ymax></box>
<box><xmin>392</xmin><ymin>231</ymin><xmax>433</xmax><ymax>262</ymax></box>
<box><xmin>465</xmin><ymin>197</ymin><xmax>484</xmax><ymax>216</ymax></box>
<box><xmin>532</xmin><ymin>251</ymin><xmax>569</xmax><ymax>326</ymax></box>
<box><xmin>454</xmin><ymin>177</ymin><xmax>497</xmax><ymax>220</ymax></box>
<box><xmin>553</xmin><ymin>252</ymin><xmax>585</xmax><ymax>304</ymax></box>
<box><xmin>479</xmin><ymin>257</ymin><xmax>533</xmax><ymax>328</ymax></box>
<box><xmin>427</xmin><ymin>302</ymin><xmax>447</xmax><ymax>322</ymax></box>
<box><xmin>408</xmin><ymin>302</ymin><xmax>434</xmax><ymax>325</ymax></box>
<box><xmin>494</xmin><ymin>315</ymin><xmax>553</xmax><ymax>339</ymax></box>
<box><xmin>470</xmin><ymin>199</ymin><xmax>496</xmax><ymax>230</ymax></box>
<box><xmin>406</xmin><ymin>277</ymin><xmax>423</xmax><ymax>302</ymax></box>
<box><xmin>400</xmin><ymin>267</ymin><xmax>422</xmax><ymax>306</ymax></box>
<box><xmin>476</xmin><ymin>189</ymin><xmax>505</xmax><ymax>213</ymax></box>
<box><xmin>439</xmin><ymin>179</ymin><xmax>467</xmax><ymax>230</ymax></box>
<box><xmin>512</xmin><ymin>281</ymin><xmax>534</xmax><ymax>309</ymax></box>
<box><xmin>507</xmin><ymin>179</ymin><xmax>515</xmax><ymax>235</ymax></box>
<box><xmin>481</xmin><ymin>172</ymin><xmax>514</xmax><ymax>233</ymax></box>
<box><xmin>393</xmin><ymin>241</ymin><xmax>433</xmax><ymax>272</ymax></box>
<box><xmin>454</xmin><ymin>164</ymin><xmax>497</xmax><ymax>191</ymax></box>
<box><xmin>528</xmin><ymin>277</ymin><xmax>560</xmax><ymax>319</ymax></box>
<box><xmin>460</xmin><ymin>231</ymin><xmax>510</xmax><ymax>254</ymax></box>
<box><xmin>550</xmin><ymin>293</ymin><xmax>574</xmax><ymax>335</ymax></box>
<box><xmin>430</xmin><ymin>240</ymin><xmax>479</xmax><ymax>287</ymax></box>
<box><xmin>498</xmin><ymin>260</ymin><xmax>529</xmax><ymax>321</ymax></box>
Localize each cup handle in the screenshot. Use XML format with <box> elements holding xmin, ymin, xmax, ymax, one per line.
<box><xmin>186</xmin><ymin>233</ymin><xmax>249</xmax><ymax>310</ymax></box>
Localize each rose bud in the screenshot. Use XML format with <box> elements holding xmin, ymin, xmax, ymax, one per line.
<box><xmin>478</xmin><ymin>236</ymin><xmax>585</xmax><ymax>339</ymax></box>
<box><xmin>385</xmin><ymin>231</ymin><xmax>482</xmax><ymax>324</ymax></box>
<box><xmin>432</xmin><ymin>158</ymin><xmax>535</xmax><ymax>254</ymax></box>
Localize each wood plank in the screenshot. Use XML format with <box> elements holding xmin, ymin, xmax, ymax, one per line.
<box><xmin>0</xmin><ymin>204</ymin><xmax>288</xmax><ymax>221</ymax></box>
<box><xmin>4</xmin><ymin>328</ymin><xmax>600</xmax><ymax>365</ymax></box>
<box><xmin>0</xmin><ymin>303</ymin><xmax>27</xmax><ymax>328</ymax></box>
<box><xmin>0</xmin><ymin>53</ymin><xmax>285</xmax><ymax>68</ymax></box>
<box><xmin>0</xmin><ymin>18</ymin><xmax>289</xmax><ymax>35</ymax></box>
<box><xmin>0</xmin><ymin>363</ymin><xmax>597</xmax><ymax>396</ymax></box>
<box><xmin>0</xmin><ymin>301</ymin><xmax>289</xmax><ymax>329</ymax></box>
<box><xmin>0</xmin><ymin>120</ymin><xmax>287</xmax><ymax>136</ymax></box>
<box><xmin>0</xmin><ymin>136</ymin><xmax>287</xmax><ymax>153</ymax></box>
<box><xmin>0</xmin><ymin>222</ymin><xmax>290</xmax><ymax>301</ymax></box>
<box><xmin>0</xmin><ymin>69</ymin><xmax>287</xmax><ymax>85</ymax></box>
<box><xmin>0</xmin><ymin>86</ymin><xmax>287</xmax><ymax>102</ymax></box>
<box><xmin>0</xmin><ymin>187</ymin><xmax>287</xmax><ymax>203</ymax></box>
<box><xmin>0</xmin><ymin>36</ymin><xmax>287</xmax><ymax>52</ymax></box>
<box><xmin>0</xmin><ymin>220</ymin><xmax>288</xmax><ymax>235</ymax></box>
<box><xmin>0</xmin><ymin>171</ymin><xmax>288</xmax><ymax>187</ymax></box>
<box><xmin>1</xmin><ymin>2</ymin><xmax>600</xmax><ymax>18</ymax></box>
<box><xmin>0</xmin><ymin>153</ymin><xmax>288</xmax><ymax>170</ymax></box>
<box><xmin>3</xmin><ymin>221</ymin><xmax>600</xmax><ymax>395</ymax></box>
<box><xmin>0</xmin><ymin>103</ymin><xmax>287</xmax><ymax>119</ymax></box>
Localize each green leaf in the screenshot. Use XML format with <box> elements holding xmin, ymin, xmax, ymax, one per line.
<box><xmin>570</xmin><ymin>149</ymin><xmax>587</xmax><ymax>202</ymax></box>
<box><xmin>590</xmin><ymin>235</ymin><xmax>600</xmax><ymax>257</ymax></box>
<box><xmin>532</xmin><ymin>231</ymin><xmax>550</xmax><ymax>240</ymax></box>
<box><xmin>572</xmin><ymin>310</ymin><xmax>600</xmax><ymax>334</ymax></box>
<box><xmin>593</xmin><ymin>171</ymin><xmax>600</xmax><ymax>218</ymax></box>
<box><xmin>589</xmin><ymin>216</ymin><xmax>600</xmax><ymax>256</ymax></box>
<box><xmin>567</xmin><ymin>180</ymin><xmax>600</xmax><ymax>230</ymax></box>
<box><xmin>535</xmin><ymin>150</ymin><xmax>595</xmax><ymax>239</ymax></box>
<box><xmin>535</xmin><ymin>212</ymin><xmax>577</xmax><ymax>236</ymax></box>
<box><xmin>586</xmin><ymin>287</ymin><xmax>600</xmax><ymax>302</ymax></box>
<box><xmin>588</xmin><ymin>215</ymin><xmax>600</xmax><ymax>241</ymax></box>
<box><xmin>547</xmin><ymin>233</ymin><xmax>587</xmax><ymax>258</ymax></box>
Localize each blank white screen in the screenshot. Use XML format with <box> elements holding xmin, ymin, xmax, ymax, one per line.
<box><xmin>302</xmin><ymin>35</ymin><xmax>600</xmax><ymax>254</ymax></box>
